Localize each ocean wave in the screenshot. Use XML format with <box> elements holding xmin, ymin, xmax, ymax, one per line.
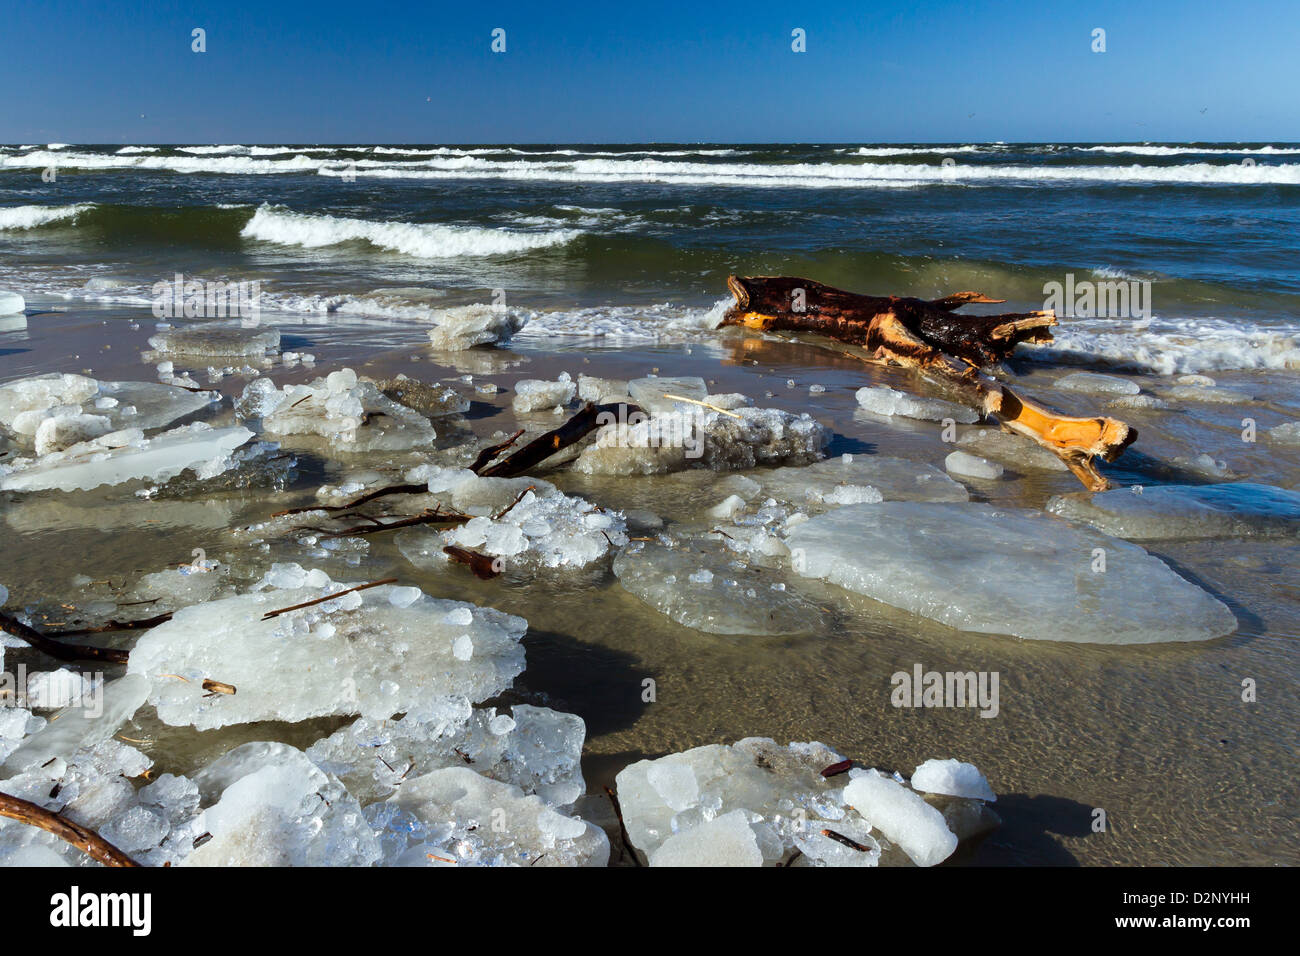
<box><xmin>1028</xmin><ymin>318</ymin><xmax>1300</xmax><ymax>374</ymax></box>
<box><xmin>850</xmin><ymin>145</ymin><xmax>989</xmax><ymax>156</ymax></box>
<box><xmin>239</xmin><ymin>204</ymin><xmax>581</xmax><ymax>258</ymax></box>
<box><xmin>1075</xmin><ymin>144</ymin><xmax>1300</xmax><ymax>156</ymax></box>
<box><xmin>6</xmin><ymin>147</ymin><xmax>1297</xmax><ymax>187</ymax></box>
<box><xmin>0</xmin><ymin>203</ymin><xmax>94</xmax><ymax>230</ymax></box>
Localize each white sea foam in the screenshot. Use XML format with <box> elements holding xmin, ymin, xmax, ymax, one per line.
<box><xmin>1075</xmin><ymin>144</ymin><xmax>1300</xmax><ymax>156</ymax></box>
<box><xmin>1029</xmin><ymin>317</ymin><xmax>1300</xmax><ymax>375</ymax></box>
<box><xmin>0</xmin><ymin>204</ymin><xmax>93</xmax><ymax>230</ymax></box>
<box><xmin>7</xmin><ymin>147</ymin><xmax>1297</xmax><ymax>187</ymax></box>
<box><xmin>239</xmin><ymin>204</ymin><xmax>580</xmax><ymax>258</ymax></box>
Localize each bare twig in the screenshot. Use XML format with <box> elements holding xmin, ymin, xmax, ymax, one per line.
<box><xmin>0</xmin><ymin>792</ymin><xmax>140</xmax><ymax>867</ymax></box>
<box><xmin>0</xmin><ymin>611</ymin><xmax>129</xmax><ymax>664</ymax></box>
<box><xmin>261</xmin><ymin>578</ymin><xmax>398</xmax><ymax>620</ymax></box>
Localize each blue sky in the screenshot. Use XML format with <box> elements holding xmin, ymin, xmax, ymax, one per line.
<box><xmin>2</xmin><ymin>0</ymin><xmax>1297</xmax><ymax>143</ymax></box>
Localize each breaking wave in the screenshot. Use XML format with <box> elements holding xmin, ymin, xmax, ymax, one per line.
<box><xmin>239</xmin><ymin>204</ymin><xmax>581</xmax><ymax>258</ymax></box>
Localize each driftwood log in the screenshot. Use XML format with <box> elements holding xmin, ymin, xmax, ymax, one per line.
<box><xmin>720</xmin><ymin>275</ymin><xmax>1136</xmax><ymax>490</ymax></box>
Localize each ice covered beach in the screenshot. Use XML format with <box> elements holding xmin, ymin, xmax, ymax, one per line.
<box><xmin>1</xmin><ymin>295</ymin><xmax>1298</xmax><ymax>869</ymax></box>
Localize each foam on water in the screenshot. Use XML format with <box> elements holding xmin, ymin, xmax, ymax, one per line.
<box><xmin>240</xmin><ymin>204</ymin><xmax>579</xmax><ymax>259</ymax></box>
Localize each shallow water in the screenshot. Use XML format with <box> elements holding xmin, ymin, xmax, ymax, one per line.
<box><xmin>1</xmin><ymin>300</ymin><xmax>1296</xmax><ymax>866</ymax></box>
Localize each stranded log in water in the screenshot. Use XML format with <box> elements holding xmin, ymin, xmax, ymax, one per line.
<box><xmin>720</xmin><ymin>275</ymin><xmax>1136</xmax><ymax>490</ymax></box>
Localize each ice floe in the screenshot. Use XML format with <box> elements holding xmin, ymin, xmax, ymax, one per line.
<box><xmin>127</xmin><ymin>566</ymin><xmax>528</xmax><ymax>728</ymax></box>
<box><xmin>1047</xmin><ymin>483</ymin><xmax>1300</xmax><ymax>539</ymax></box>
<box><xmin>613</xmin><ymin>541</ymin><xmax>826</xmax><ymax>636</ymax></box>
<box><xmin>855</xmin><ymin>385</ymin><xmax>979</xmax><ymax>423</ymax></box>
<box><xmin>375</xmin><ymin>767</ymin><xmax>609</xmax><ymax>867</ymax></box>
<box><xmin>307</xmin><ymin>698</ymin><xmax>587</xmax><ymax>807</ymax></box>
<box><xmin>0</xmin><ymin>423</ymin><xmax>254</xmax><ymax>492</ymax></box>
<box><xmin>427</xmin><ymin>304</ymin><xmax>525</xmax><ymax>350</ymax></box>
<box><xmin>147</xmin><ymin>326</ymin><xmax>281</xmax><ymax>358</ymax></box>
<box><xmin>786</xmin><ymin>502</ymin><xmax>1237</xmax><ymax>643</ymax></box>
<box><xmin>237</xmin><ymin>368</ymin><xmax>437</xmax><ymax>451</ymax></box>
<box><xmin>615</xmin><ymin>738</ymin><xmax>997</xmax><ymax>867</ymax></box>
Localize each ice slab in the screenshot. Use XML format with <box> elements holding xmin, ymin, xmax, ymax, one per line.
<box><xmin>856</xmin><ymin>385</ymin><xmax>979</xmax><ymax>424</ymax></box>
<box><xmin>414</xmin><ymin>482</ymin><xmax>629</xmax><ymax>571</ymax></box>
<box><xmin>577</xmin><ymin>374</ymin><xmax>630</xmax><ymax>403</ymax></box>
<box><xmin>650</xmin><ymin>808</ymin><xmax>765</xmax><ymax>867</ymax></box>
<box><xmin>373</xmin><ymin>376</ymin><xmax>471</xmax><ymax>417</ymax></box>
<box><xmin>0</xmin><ymin>374</ymin><xmax>217</xmax><ymax>449</ymax></box>
<box><xmin>1047</xmin><ymin>483</ymin><xmax>1300</xmax><ymax>540</ymax></box>
<box><xmin>2</xmin><ymin>674</ymin><xmax>150</xmax><ymax>775</ymax></box>
<box><xmin>576</xmin><ymin>405</ymin><xmax>826</xmax><ymax>477</ymax></box>
<box><xmin>759</xmin><ymin>454</ymin><xmax>969</xmax><ymax>505</ymax></box>
<box><xmin>628</xmin><ymin>376</ymin><xmax>708</xmax><ymax>417</ymax></box>
<box><xmin>615</xmin><ymin>738</ymin><xmax>987</xmax><ymax>867</ymax></box>
<box><xmin>307</xmin><ymin>698</ymin><xmax>587</xmax><ymax>807</ymax></box>
<box><xmin>375</xmin><ymin>766</ymin><xmax>609</xmax><ymax>867</ymax></box>
<box><xmin>185</xmin><ymin>742</ymin><xmax>381</xmax><ymax>866</ymax></box>
<box><xmin>0</xmin><ymin>291</ymin><xmax>24</xmax><ymax>315</ymax></box>
<box><xmin>613</xmin><ymin>542</ymin><xmax>826</xmax><ymax>636</ymax></box>
<box><xmin>786</xmin><ymin>502</ymin><xmax>1237</xmax><ymax>643</ymax></box>
<box><xmin>428</xmin><ymin>305</ymin><xmax>525</xmax><ymax>350</ymax></box>
<box><xmin>148</xmin><ymin>326</ymin><xmax>281</xmax><ymax>357</ymax></box>
<box><xmin>127</xmin><ymin>566</ymin><xmax>528</xmax><ymax>728</ymax></box>
<box><xmin>0</xmin><ymin>423</ymin><xmax>253</xmax><ymax>492</ymax></box>
<box><xmin>910</xmin><ymin>759</ymin><xmax>997</xmax><ymax>802</ymax></box>
<box><xmin>239</xmin><ymin>369</ymin><xmax>437</xmax><ymax>451</ymax></box>
<box><xmin>944</xmin><ymin>451</ymin><xmax>1004</xmax><ymax>480</ymax></box>
<box><xmin>958</xmin><ymin>427</ymin><xmax>1070</xmax><ymax>472</ymax></box>
<box><xmin>842</xmin><ymin>771</ymin><xmax>957</xmax><ymax>867</ymax></box>
<box><xmin>1055</xmin><ymin>372</ymin><xmax>1141</xmax><ymax>395</ymax></box>
<box><xmin>512</xmin><ymin>374</ymin><xmax>576</xmax><ymax>413</ymax></box>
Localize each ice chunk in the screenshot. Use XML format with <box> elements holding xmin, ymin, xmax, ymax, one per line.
<box><xmin>617</xmin><ymin>738</ymin><xmax>902</xmax><ymax>867</ymax></box>
<box><xmin>512</xmin><ymin>375</ymin><xmax>576</xmax><ymax>413</ymax></box>
<box><xmin>148</xmin><ymin>326</ymin><xmax>280</xmax><ymax>358</ymax></box>
<box><xmin>437</xmin><ymin>487</ymin><xmax>628</xmax><ymax>570</ymax></box>
<box><xmin>650</xmin><ymin>809</ymin><xmax>764</xmax><ymax>867</ymax></box>
<box><xmin>375</xmin><ymin>767</ymin><xmax>609</xmax><ymax>867</ymax></box>
<box><xmin>1047</xmin><ymin>483</ymin><xmax>1300</xmax><ymax>540</ymax></box>
<box><xmin>0</xmin><ymin>423</ymin><xmax>253</xmax><ymax>492</ymax></box>
<box><xmin>127</xmin><ymin>567</ymin><xmax>527</xmax><ymax>728</ymax></box>
<box><xmin>856</xmin><ymin>386</ymin><xmax>979</xmax><ymax>424</ymax></box>
<box><xmin>911</xmin><ymin>758</ymin><xmax>997</xmax><ymax>802</ymax></box>
<box><xmin>242</xmin><ymin>372</ymin><xmax>437</xmax><ymax>451</ymax></box>
<box><xmin>427</xmin><ymin>304</ymin><xmax>525</xmax><ymax>350</ymax></box>
<box><xmin>759</xmin><ymin>455</ymin><xmax>968</xmax><ymax>505</ymax></box>
<box><xmin>0</xmin><ymin>373</ymin><xmax>100</xmax><ymax>431</ymax></box>
<box><xmin>307</xmin><ymin>699</ymin><xmax>587</xmax><ymax>806</ymax></box>
<box><xmin>185</xmin><ymin>742</ymin><xmax>381</xmax><ymax>866</ymax></box>
<box><xmin>842</xmin><ymin>771</ymin><xmax>957</xmax><ymax>867</ymax></box>
<box><xmin>613</xmin><ymin>543</ymin><xmax>825</xmax><ymax>636</ymax></box>
<box><xmin>1267</xmin><ymin>421</ymin><xmax>1300</xmax><ymax>445</ymax></box>
<box><xmin>1161</xmin><ymin>384</ymin><xmax>1253</xmax><ymax>404</ymax></box>
<box><xmin>628</xmin><ymin>376</ymin><xmax>708</xmax><ymax>417</ymax></box>
<box><xmin>2</xmin><ymin>675</ymin><xmax>150</xmax><ymax>775</ymax></box>
<box><xmin>1055</xmin><ymin>372</ymin><xmax>1141</xmax><ymax>395</ymax></box>
<box><xmin>577</xmin><ymin>374</ymin><xmax>630</xmax><ymax>403</ymax></box>
<box><xmin>786</xmin><ymin>502</ymin><xmax>1237</xmax><ymax>643</ymax></box>
<box><xmin>0</xmin><ymin>291</ymin><xmax>25</xmax><ymax>315</ymax></box>
<box><xmin>958</xmin><ymin>427</ymin><xmax>1070</xmax><ymax>472</ymax></box>
<box><xmin>944</xmin><ymin>451</ymin><xmax>1004</xmax><ymax>480</ymax></box>
<box><xmin>33</xmin><ymin>413</ymin><xmax>112</xmax><ymax>455</ymax></box>
<box><xmin>373</xmin><ymin>377</ymin><xmax>470</xmax><ymax>417</ymax></box>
